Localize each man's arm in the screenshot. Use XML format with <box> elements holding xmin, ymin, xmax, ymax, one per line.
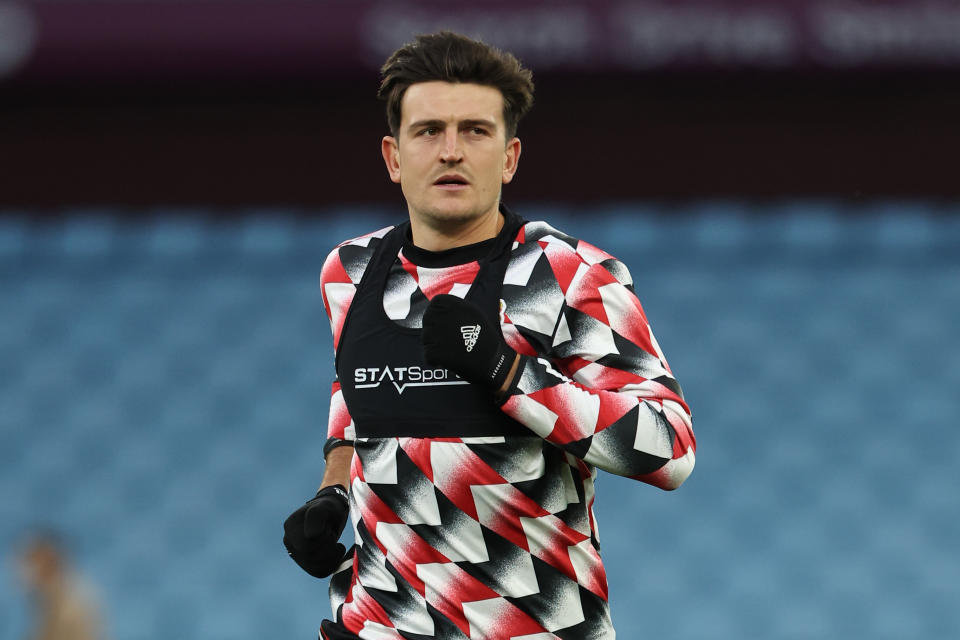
<box><xmin>423</xmin><ymin>226</ymin><xmax>695</xmax><ymax>490</ymax></box>
<box><xmin>501</xmin><ymin>354</ymin><xmax>694</xmax><ymax>490</ymax></box>
<box><xmin>281</xmin><ymin>379</ymin><xmax>356</xmax><ymax>579</ymax></box>
<box><xmin>283</xmin><ymin>233</ymin><xmax>383</xmax><ymax>577</ymax></box>
<box><xmin>431</xmin><ymin>215</ymin><xmax>698</xmax><ymax>490</ymax></box>
<box><xmin>283</xmin><ymin>377</ymin><xmax>356</xmax><ymax>579</ymax></box>
<box><xmin>315</xmin><ymin>230</ymin><xmax>387</xmax><ymax>487</ymax></box>
<box><xmin>499</xmin><ymin>252</ymin><xmax>696</xmax><ymax>490</ymax></box>
<box><xmin>422</xmin><ymin>265</ymin><xmax>694</xmax><ymax>491</ymax></box>
<box><xmin>319</xmin><ymin>444</ymin><xmax>353</xmax><ymax>490</ymax></box>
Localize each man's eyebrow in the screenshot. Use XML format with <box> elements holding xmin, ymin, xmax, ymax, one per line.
<box><xmin>407</xmin><ymin>119</ymin><xmax>446</xmax><ymax>132</ymax></box>
<box><xmin>460</xmin><ymin>118</ymin><xmax>497</xmax><ymax>129</ymax></box>
<box><xmin>407</xmin><ymin>118</ymin><xmax>498</xmax><ymax>131</ymax></box>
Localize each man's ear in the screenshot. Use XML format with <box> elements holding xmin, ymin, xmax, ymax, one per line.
<box><xmin>502</xmin><ymin>137</ymin><xmax>522</xmax><ymax>184</ymax></box>
<box><xmin>382</xmin><ymin>136</ymin><xmax>401</xmax><ymax>184</ymax></box>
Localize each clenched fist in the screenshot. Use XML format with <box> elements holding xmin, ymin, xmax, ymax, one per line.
<box><xmin>283</xmin><ymin>485</ymin><xmax>350</xmax><ymax>578</ymax></box>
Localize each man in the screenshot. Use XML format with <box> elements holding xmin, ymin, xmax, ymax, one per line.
<box><xmin>284</xmin><ymin>31</ymin><xmax>696</xmax><ymax>639</ymax></box>
<box><xmin>17</xmin><ymin>532</ymin><xmax>104</xmax><ymax>640</ymax></box>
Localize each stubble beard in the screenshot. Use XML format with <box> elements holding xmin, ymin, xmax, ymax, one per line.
<box><xmin>414</xmin><ymin>191</ymin><xmax>500</xmax><ymax>236</ymax></box>
<box><xmin>419</xmin><ymin>205</ymin><xmax>486</xmax><ymax>234</ymax></box>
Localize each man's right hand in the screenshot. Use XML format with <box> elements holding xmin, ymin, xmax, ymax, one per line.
<box><xmin>283</xmin><ymin>484</ymin><xmax>350</xmax><ymax>578</ymax></box>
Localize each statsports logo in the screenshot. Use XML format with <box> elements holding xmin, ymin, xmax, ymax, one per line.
<box><xmin>461</xmin><ymin>325</ymin><xmax>481</xmax><ymax>352</ymax></box>
<box><xmin>353</xmin><ymin>366</ymin><xmax>469</xmax><ymax>394</ymax></box>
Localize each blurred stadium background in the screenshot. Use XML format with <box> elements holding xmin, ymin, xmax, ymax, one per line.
<box><xmin>1</xmin><ymin>1</ymin><xmax>958</xmax><ymax>638</ymax></box>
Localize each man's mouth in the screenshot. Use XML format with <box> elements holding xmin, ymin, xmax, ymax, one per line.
<box><xmin>434</xmin><ymin>174</ymin><xmax>469</xmax><ymax>188</ymax></box>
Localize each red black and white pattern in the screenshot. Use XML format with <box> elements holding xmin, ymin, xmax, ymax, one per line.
<box><xmin>318</xmin><ymin>220</ymin><xmax>695</xmax><ymax>639</ymax></box>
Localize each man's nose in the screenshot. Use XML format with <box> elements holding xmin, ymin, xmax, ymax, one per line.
<box><xmin>439</xmin><ymin>129</ymin><xmax>463</xmax><ymax>163</ymax></box>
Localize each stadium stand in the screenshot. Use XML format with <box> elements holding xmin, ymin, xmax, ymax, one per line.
<box><xmin>1</xmin><ymin>202</ymin><xmax>958</xmax><ymax>639</ymax></box>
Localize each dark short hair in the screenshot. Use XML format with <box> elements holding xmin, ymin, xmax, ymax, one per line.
<box><xmin>378</xmin><ymin>31</ymin><xmax>535</xmax><ymax>139</ymax></box>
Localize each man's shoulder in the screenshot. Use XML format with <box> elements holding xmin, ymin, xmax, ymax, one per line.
<box><xmin>516</xmin><ymin>220</ymin><xmax>623</xmax><ymax>268</ymax></box>
<box><xmin>517</xmin><ymin>220</ymin><xmax>578</xmax><ymax>249</ymax></box>
<box><xmin>335</xmin><ymin>224</ymin><xmax>396</xmax><ymax>249</ymax></box>
<box><xmin>321</xmin><ymin>225</ymin><xmax>396</xmax><ymax>286</ymax></box>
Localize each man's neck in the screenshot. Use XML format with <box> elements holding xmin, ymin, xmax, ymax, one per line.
<box><xmin>409</xmin><ymin>208</ymin><xmax>504</xmax><ymax>252</ymax></box>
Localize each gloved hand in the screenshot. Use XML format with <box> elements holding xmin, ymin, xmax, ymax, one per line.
<box><xmin>422</xmin><ymin>294</ymin><xmax>517</xmax><ymax>391</ymax></box>
<box><xmin>283</xmin><ymin>484</ymin><xmax>350</xmax><ymax>578</ymax></box>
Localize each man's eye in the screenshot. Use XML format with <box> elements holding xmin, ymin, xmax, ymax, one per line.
<box><xmin>470</xmin><ymin>127</ymin><xmax>488</xmax><ymax>136</ymax></box>
<box><xmin>420</xmin><ymin>127</ymin><xmax>440</xmax><ymax>136</ymax></box>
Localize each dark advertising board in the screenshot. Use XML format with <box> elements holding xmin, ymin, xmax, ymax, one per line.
<box><xmin>3</xmin><ymin>0</ymin><xmax>960</xmax><ymax>85</ymax></box>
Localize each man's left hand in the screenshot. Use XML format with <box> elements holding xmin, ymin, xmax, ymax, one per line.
<box><xmin>422</xmin><ymin>294</ymin><xmax>518</xmax><ymax>392</ymax></box>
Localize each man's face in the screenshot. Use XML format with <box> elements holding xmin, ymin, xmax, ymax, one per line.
<box><xmin>381</xmin><ymin>81</ymin><xmax>521</xmax><ymax>232</ymax></box>
<box><xmin>18</xmin><ymin>543</ymin><xmax>58</xmax><ymax>593</ymax></box>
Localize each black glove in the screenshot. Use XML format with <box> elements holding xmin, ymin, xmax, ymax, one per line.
<box><xmin>283</xmin><ymin>484</ymin><xmax>350</xmax><ymax>578</ymax></box>
<box><xmin>422</xmin><ymin>294</ymin><xmax>517</xmax><ymax>391</ymax></box>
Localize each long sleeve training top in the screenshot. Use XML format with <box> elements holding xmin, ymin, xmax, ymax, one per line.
<box><xmin>318</xmin><ymin>219</ymin><xmax>695</xmax><ymax>640</ymax></box>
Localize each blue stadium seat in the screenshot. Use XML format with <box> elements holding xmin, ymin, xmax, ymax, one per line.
<box><xmin>1</xmin><ymin>202</ymin><xmax>957</xmax><ymax>639</ymax></box>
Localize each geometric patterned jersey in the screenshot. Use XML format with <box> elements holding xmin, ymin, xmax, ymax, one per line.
<box><xmin>318</xmin><ymin>218</ymin><xmax>697</xmax><ymax>640</ymax></box>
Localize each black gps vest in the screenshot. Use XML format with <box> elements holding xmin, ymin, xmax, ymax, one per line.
<box><xmin>336</xmin><ymin>209</ymin><xmax>529</xmax><ymax>439</ymax></box>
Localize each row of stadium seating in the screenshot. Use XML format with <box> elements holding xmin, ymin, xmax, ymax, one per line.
<box><xmin>1</xmin><ymin>202</ymin><xmax>957</xmax><ymax>639</ymax></box>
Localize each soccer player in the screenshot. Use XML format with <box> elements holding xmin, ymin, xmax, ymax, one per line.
<box><xmin>283</xmin><ymin>31</ymin><xmax>696</xmax><ymax>639</ymax></box>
